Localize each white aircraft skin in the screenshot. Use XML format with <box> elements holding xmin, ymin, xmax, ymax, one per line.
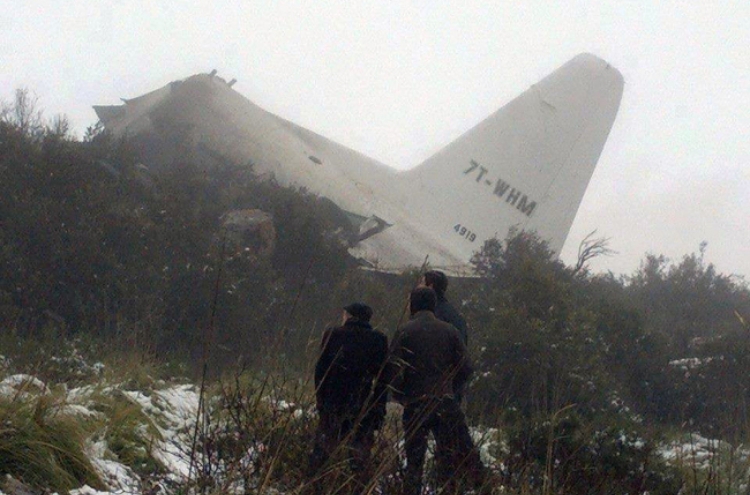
<box><xmin>95</xmin><ymin>53</ymin><xmax>623</xmax><ymax>275</ymax></box>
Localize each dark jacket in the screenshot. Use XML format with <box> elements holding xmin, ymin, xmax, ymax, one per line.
<box><xmin>387</xmin><ymin>310</ymin><xmax>472</xmax><ymax>404</ymax></box>
<box><xmin>435</xmin><ymin>295</ymin><xmax>468</xmax><ymax>345</ymax></box>
<box><xmin>314</xmin><ymin>319</ymin><xmax>389</xmax><ymax>424</ymax></box>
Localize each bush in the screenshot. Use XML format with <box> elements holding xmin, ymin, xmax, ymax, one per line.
<box><xmin>503</xmin><ymin>411</ymin><xmax>681</xmax><ymax>495</ymax></box>
<box><xmin>467</xmin><ymin>231</ymin><xmax>612</xmax><ymax>419</ymax></box>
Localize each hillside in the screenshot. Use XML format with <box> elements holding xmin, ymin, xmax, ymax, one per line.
<box><xmin>1</xmin><ymin>90</ymin><xmax>750</xmax><ymax>494</ymax></box>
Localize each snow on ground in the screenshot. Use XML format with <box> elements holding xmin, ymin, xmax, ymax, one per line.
<box><xmin>4</xmin><ymin>366</ymin><xmax>749</xmax><ymax>495</ymax></box>
<box><xmin>668</xmin><ymin>357</ymin><xmax>720</xmax><ymax>369</ymax></box>
<box><xmin>0</xmin><ymin>374</ymin><xmax>48</xmax><ymax>397</ymax></box>
<box><xmin>471</xmin><ymin>427</ymin><xmax>505</xmax><ymax>467</ymax></box>
<box><xmin>69</xmin><ymin>486</ymin><xmax>126</xmax><ymax>495</ymax></box>
<box><xmin>66</xmin><ymin>384</ymin><xmax>96</xmax><ymax>402</ymax></box>
<box><xmin>264</xmin><ymin>396</ymin><xmax>310</xmax><ymax>419</ymax></box>
<box><xmin>0</xmin><ymin>374</ymin><xmax>46</xmax><ymax>389</ymax></box>
<box><xmin>0</xmin><ymin>374</ymin><xmax>182</xmax><ymax>495</ymax></box>
<box><xmin>85</xmin><ymin>440</ymin><xmax>140</xmax><ymax>493</ymax></box>
<box><xmin>125</xmin><ymin>384</ymin><xmax>200</xmax><ymax>480</ymax></box>
<box><xmin>90</xmin><ymin>383</ymin><xmax>199</xmax><ymax>492</ymax></box>
<box><xmin>659</xmin><ymin>432</ymin><xmax>750</xmax><ymax>493</ymax></box>
<box><xmin>21</xmin><ymin>378</ymin><xmax>201</xmax><ymax>494</ymax></box>
<box><xmin>659</xmin><ymin>433</ymin><xmax>750</xmax><ymax>470</ymax></box>
<box><xmin>111</xmin><ymin>384</ymin><xmax>200</xmax><ymax>482</ymax></box>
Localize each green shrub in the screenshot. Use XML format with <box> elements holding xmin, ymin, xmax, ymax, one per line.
<box><xmin>503</xmin><ymin>411</ymin><xmax>681</xmax><ymax>495</ymax></box>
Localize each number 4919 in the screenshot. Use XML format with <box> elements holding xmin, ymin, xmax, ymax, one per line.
<box><xmin>454</xmin><ymin>224</ymin><xmax>476</xmax><ymax>242</ymax></box>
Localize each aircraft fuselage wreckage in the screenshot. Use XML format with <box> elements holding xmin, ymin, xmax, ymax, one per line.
<box><xmin>95</xmin><ymin>53</ymin><xmax>623</xmax><ymax>275</ymax></box>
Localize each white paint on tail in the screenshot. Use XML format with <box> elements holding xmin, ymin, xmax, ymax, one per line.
<box><xmin>396</xmin><ymin>53</ymin><xmax>624</xmax><ymax>266</ymax></box>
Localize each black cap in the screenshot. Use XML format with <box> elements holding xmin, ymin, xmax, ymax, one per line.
<box><xmin>424</xmin><ymin>270</ymin><xmax>448</xmax><ymax>297</ymax></box>
<box><xmin>343</xmin><ymin>302</ymin><xmax>373</xmax><ymax>322</ymax></box>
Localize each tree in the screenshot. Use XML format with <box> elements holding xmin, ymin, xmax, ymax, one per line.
<box><xmin>1</xmin><ymin>88</ymin><xmax>45</xmax><ymax>138</ymax></box>
<box><xmin>628</xmin><ymin>243</ymin><xmax>749</xmax><ymax>355</ymax></box>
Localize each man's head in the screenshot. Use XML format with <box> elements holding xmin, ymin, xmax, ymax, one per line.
<box><xmin>343</xmin><ymin>302</ymin><xmax>373</xmax><ymax>323</ymax></box>
<box><xmin>409</xmin><ymin>287</ymin><xmax>437</xmax><ymax>315</ymax></box>
<box><xmin>422</xmin><ymin>270</ymin><xmax>448</xmax><ymax>298</ymax></box>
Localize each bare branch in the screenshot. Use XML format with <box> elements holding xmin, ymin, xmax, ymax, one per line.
<box><xmin>573</xmin><ymin>230</ymin><xmax>616</xmax><ymax>275</ymax></box>
<box><xmin>48</xmin><ymin>114</ymin><xmax>71</xmax><ymax>138</ymax></box>
<box><xmin>1</xmin><ymin>88</ymin><xmax>45</xmax><ymax>138</ymax></box>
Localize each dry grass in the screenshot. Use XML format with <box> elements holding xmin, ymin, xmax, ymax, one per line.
<box><xmin>0</xmin><ymin>385</ymin><xmax>105</xmax><ymax>492</ymax></box>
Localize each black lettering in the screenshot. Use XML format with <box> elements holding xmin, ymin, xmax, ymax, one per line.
<box><xmin>476</xmin><ymin>166</ymin><xmax>488</xmax><ymax>182</ymax></box>
<box><xmin>464</xmin><ymin>160</ymin><xmax>479</xmax><ymax>174</ymax></box>
<box><xmin>517</xmin><ymin>196</ymin><xmax>536</xmax><ymax>216</ymax></box>
<box><xmin>493</xmin><ymin>179</ymin><xmax>510</xmax><ymax>198</ymax></box>
<box><xmin>506</xmin><ymin>188</ymin><xmax>521</xmax><ymax>206</ymax></box>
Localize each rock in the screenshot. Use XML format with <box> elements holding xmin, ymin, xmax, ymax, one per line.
<box><xmin>221</xmin><ymin>209</ymin><xmax>276</xmax><ymax>260</ymax></box>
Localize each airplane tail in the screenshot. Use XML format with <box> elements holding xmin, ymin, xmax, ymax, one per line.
<box><xmin>400</xmin><ymin>53</ymin><xmax>624</xmax><ymax>263</ymax></box>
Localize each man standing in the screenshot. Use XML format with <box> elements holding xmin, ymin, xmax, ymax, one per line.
<box><xmin>308</xmin><ymin>302</ymin><xmax>389</xmax><ymax>494</ymax></box>
<box><xmin>388</xmin><ymin>288</ymin><xmax>489</xmax><ymax>495</ymax></box>
<box><xmin>422</xmin><ymin>269</ymin><xmax>470</xmax><ymax>402</ymax></box>
<box><xmin>422</xmin><ymin>270</ymin><xmax>468</xmax><ymax>345</ymax></box>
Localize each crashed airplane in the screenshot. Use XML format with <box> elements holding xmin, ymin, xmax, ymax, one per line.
<box><xmin>94</xmin><ymin>53</ymin><xmax>623</xmax><ymax>274</ymax></box>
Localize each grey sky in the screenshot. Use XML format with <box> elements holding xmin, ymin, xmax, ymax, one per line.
<box><xmin>2</xmin><ymin>2</ymin><xmax>748</xmax><ymax>278</ymax></box>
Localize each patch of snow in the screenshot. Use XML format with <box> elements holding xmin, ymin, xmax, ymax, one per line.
<box><xmin>69</xmin><ymin>485</ymin><xmax>117</xmax><ymax>495</ymax></box>
<box><xmin>659</xmin><ymin>433</ymin><xmax>750</xmax><ymax>474</ymax></box>
<box><xmin>0</xmin><ymin>374</ymin><xmax>48</xmax><ymax>398</ymax></box>
<box><xmin>668</xmin><ymin>357</ymin><xmax>719</xmax><ymax>371</ymax></box>
<box><xmin>122</xmin><ymin>390</ymin><xmax>152</xmax><ymax>410</ymax></box>
<box><xmin>1</xmin><ymin>374</ymin><xmax>46</xmax><ymax>390</ymax></box>
<box><xmin>154</xmin><ymin>385</ymin><xmax>199</xmax><ymax>428</ymax></box>
<box><xmin>264</xmin><ymin>396</ymin><xmax>309</xmax><ymax>420</ymax></box>
<box><xmin>152</xmin><ymin>434</ymin><xmax>192</xmax><ymax>481</ymax></box>
<box><xmin>67</xmin><ymin>385</ymin><xmax>97</xmax><ymax>402</ymax></box>
<box><xmin>122</xmin><ymin>384</ymin><xmax>200</xmax><ymax>481</ymax></box>
<box><xmin>65</xmin><ymin>382</ymin><xmax>202</xmax><ymax>487</ymax></box>
<box><xmin>86</xmin><ymin>440</ymin><xmax>140</xmax><ymax>493</ymax></box>
<box><xmin>471</xmin><ymin>426</ymin><xmax>503</xmax><ymax>466</ymax></box>
<box><xmin>58</xmin><ymin>403</ymin><xmax>103</xmax><ymax>419</ymax></box>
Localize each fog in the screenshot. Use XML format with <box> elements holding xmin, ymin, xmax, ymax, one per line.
<box><xmin>1</xmin><ymin>2</ymin><xmax>748</xmax><ymax>277</ymax></box>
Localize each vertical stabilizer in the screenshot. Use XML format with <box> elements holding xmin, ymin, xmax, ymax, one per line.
<box><xmin>401</xmin><ymin>53</ymin><xmax>623</xmax><ymax>262</ymax></box>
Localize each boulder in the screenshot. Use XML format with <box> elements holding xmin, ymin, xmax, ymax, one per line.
<box><xmin>221</xmin><ymin>209</ymin><xmax>276</xmax><ymax>260</ymax></box>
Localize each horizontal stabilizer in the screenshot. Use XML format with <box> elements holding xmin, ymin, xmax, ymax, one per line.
<box><xmin>92</xmin><ymin>105</ymin><xmax>125</xmax><ymax>125</ymax></box>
